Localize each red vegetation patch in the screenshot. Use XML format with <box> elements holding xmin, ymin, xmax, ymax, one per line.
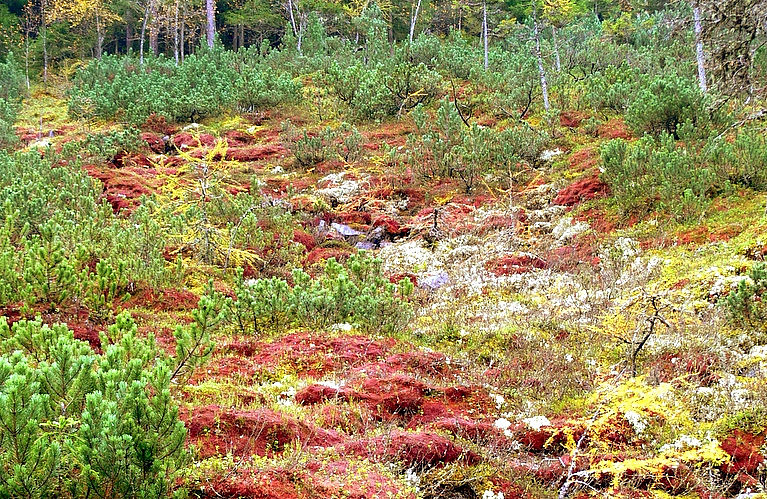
<box><xmin>553</xmin><ymin>176</ymin><xmax>610</xmax><ymax>207</ymax></box>
<box><xmin>477</xmin><ymin>214</ymin><xmax>524</xmax><ymax>236</ymax></box>
<box><xmin>344</xmin><ymin>430</ymin><xmax>479</xmax><ymax>469</ymax></box>
<box><xmin>249</xmin><ymin>333</ymin><xmax>396</xmax><ymax>377</ymax></box>
<box><xmin>68</xmin><ymin>320</ymin><xmax>103</xmax><ymax>350</ymax></box>
<box><xmin>192</xmin><ymin>467</ymin><xmax>302</xmax><ymax>499</ymax></box>
<box><xmin>560</xmin><ymin>111</ymin><xmax>589</xmax><ymax>128</ymax></box>
<box><xmin>84</xmin><ymin>165</ymin><xmax>155</xmax><ymax>214</ymax></box>
<box><xmin>568</xmin><ymin>147</ymin><xmax>599</xmax><ymax>172</ymax></box>
<box><xmin>373</xmin><ymin>215</ymin><xmax>409</xmax><ymax>237</ymax></box>
<box><xmin>172</xmin><ymin>132</ymin><xmax>215</xmax><ymax>150</ymax></box>
<box><xmin>720</xmin><ymin>431</ymin><xmax>765</xmax><ymax>481</ymax></box>
<box><xmin>123</xmin><ymin>287</ymin><xmax>199</xmax><ymax>312</ymax></box>
<box><xmin>335</xmin><ymin>211</ymin><xmax>372</xmax><ymax>225</ymax></box>
<box><xmin>597</xmin><ymin>118</ymin><xmax>632</xmax><ymax>140</ymax></box>
<box><xmin>181</xmin><ymin>405</ymin><xmax>344</xmax><ymax>458</ymax></box>
<box><xmin>486</xmin><ymin>254</ymin><xmax>548</xmax><ymax>276</ymax></box>
<box><xmin>141</xmin><ymin>132</ymin><xmax>166</xmax><ymax>154</ymax></box>
<box><xmin>546</xmin><ymin>235</ymin><xmax>600</xmax><ymax>271</ymax></box>
<box><xmin>305</xmin><ymin>246</ymin><xmax>354</xmax><ymax>266</ymax></box>
<box><xmin>142</xmin><ymin>113</ymin><xmax>177</xmax><ymax>135</ymax></box>
<box><xmin>223</xmin><ymin>129</ymin><xmax>257</xmax><ymax>147</ymax></box>
<box><xmin>226</xmin><ymin>144</ymin><xmax>286</xmax><ymax>162</ymax></box>
<box><xmin>648</xmin><ymin>351</ymin><xmax>720</xmax><ymax>386</ymax></box>
<box><xmin>576</xmin><ymin>208</ymin><xmax>617</xmax><ymax>235</ymax></box>
<box><xmin>292</xmin><ymin>229</ymin><xmax>316</xmax><ymax>251</ymax></box>
<box><xmin>388</xmin><ymin>272</ymin><xmax>418</xmax><ymax>286</ymax></box>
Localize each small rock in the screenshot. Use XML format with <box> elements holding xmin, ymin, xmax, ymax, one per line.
<box><xmin>420</xmin><ymin>271</ymin><xmax>450</xmax><ymax>290</ymax></box>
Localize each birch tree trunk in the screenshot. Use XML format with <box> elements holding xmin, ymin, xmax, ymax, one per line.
<box><xmin>693</xmin><ymin>2</ymin><xmax>707</xmax><ymax>93</ymax></box>
<box><xmin>206</xmin><ymin>0</ymin><xmax>215</xmax><ymax>48</ymax></box>
<box><xmin>140</xmin><ymin>2</ymin><xmax>149</xmax><ymax>65</ymax></box>
<box><xmin>180</xmin><ymin>2</ymin><xmax>185</xmax><ymax>62</ymax></box>
<box><xmin>95</xmin><ymin>12</ymin><xmax>104</xmax><ymax>59</ymax></box>
<box><xmin>409</xmin><ymin>0</ymin><xmax>422</xmax><ymax>43</ymax></box>
<box><xmin>149</xmin><ymin>0</ymin><xmax>159</xmax><ymax>55</ymax></box>
<box><xmin>552</xmin><ymin>25</ymin><xmax>561</xmax><ymax>72</ymax></box>
<box><xmin>174</xmin><ymin>0</ymin><xmax>179</xmax><ymax>63</ymax></box>
<box><xmin>483</xmin><ymin>0</ymin><xmax>488</xmax><ymax>69</ymax></box>
<box><xmin>42</xmin><ymin>0</ymin><xmax>48</xmax><ymax>84</ymax></box>
<box><xmin>532</xmin><ymin>2</ymin><xmax>550</xmax><ymax>111</ymax></box>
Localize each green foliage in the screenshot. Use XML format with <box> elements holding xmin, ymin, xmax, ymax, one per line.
<box><xmin>230</xmin><ymin>251</ymin><xmax>413</xmax><ymax>334</ymax></box>
<box><xmin>582</xmin><ymin>63</ymin><xmax>648</xmax><ymax>112</ymax></box>
<box><xmin>0</xmin><ymin>52</ymin><xmax>23</xmax><ymax>148</ymax></box>
<box><xmin>0</xmin><ymin>314</ymin><xmax>188</xmax><ymax>497</ymax></box>
<box><xmin>409</xmin><ymin>99</ymin><xmax>548</xmax><ymax>192</ymax></box>
<box><xmin>84</xmin><ymin>127</ymin><xmax>143</xmax><ymax>161</ymax></box>
<box><xmin>600</xmin><ymin>134</ymin><xmax>720</xmax><ymax>219</ymax></box>
<box><xmin>171</xmin><ymin>283</ymin><xmax>223</xmax><ymax>383</ymax></box>
<box><xmin>281</xmin><ymin>120</ymin><xmax>365</xmax><ymax>166</ymax></box>
<box><xmin>0</xmin><ymin>150</ymin><xmax>172</xmax><ymax>312</ymax></box>
<box><xmin>320</xmin><ymin>41</ymin><xmax>442</xmax><ymax>120</ymax></box>
<box><xmin>69</xmin><ymin>44</ymin><xmax>301</xmax><ymax>124</ymax></box>
<box><xmin>625</xmin><ymin>74</ymin><xmax>709</xmax><ymax>138</ymax></box>
<box><xmin>723</xmin><ymin>263</ymin><xmax>767</xmax><ymax>332</ymax></box>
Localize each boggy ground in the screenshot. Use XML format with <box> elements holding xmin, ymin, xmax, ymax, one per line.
<box><xmin>14</xmin><ymin>90</ymin><xmax>767</xmax><ymax>498</ymax></box>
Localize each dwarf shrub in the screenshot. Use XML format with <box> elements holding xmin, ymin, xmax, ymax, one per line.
<box><xmin>69</xmin><ymin>45</ymin><xmax>301</xmax><ymax>124</ymax></box>
<box><xmin>231</xmin><ymin>251</ymin><xmax>413</xmax><ymax>334</ymax></box>
<box><xmin>0</xmin><ymin>313</ymin><xmax>188</xmax><ymax>497</ymax></box>
<box><xmin>724</xmin><ymin>263</ymin><xmax>767</xmax><ymax>332</ymax></box>
<box><xmin>625</xmin><ymin>74</ymin><xmax>709</xmax><ymax>138</ymax></box>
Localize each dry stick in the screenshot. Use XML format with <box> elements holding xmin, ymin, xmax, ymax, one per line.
<box><xmin>449</xmin><ymin>78</ymin><xmax>472</xmax><ymax>128</ymax></box>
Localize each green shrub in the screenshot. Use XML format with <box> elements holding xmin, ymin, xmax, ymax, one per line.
<box><xmin>0</xmin><ymin>53</ymin><xmax>23</xmax><ymax>148</ymax></box>
<box><xmin>600</xmin><ymin>134</ymin><xmax>719</xmax><ymax>219</ymax></box>
<box><xmin>582</xmin><ymin>64</ymin><xmax>648</xmax><ymax>112</ymax></box>
<box><xmin>723</xmin><ymin>263</ymin><xmax>767</xmax><ymax>332</ymax></box>
<box><xmin>409</xmin><ymin>99</ymin><xmax>548</xmax><ymax>192</ymax></box>
<box><xmin>230</xmin><ymin>251</ymin><xmax>413</xmax><ymax>334</ymax></box>
<box><xmin>625</xmin><ymin>74</ymin><xmax>708</xmax><ymax>138</ymax></box>
<box><xmin>0</xmin><ymin>313</ymin><xmax>188</xmax><ymax>497</ymax></box>
<box><xmin>69</xmin><ymin>45</ymin><xmax>301</xmax><ymax>124</ymax></box>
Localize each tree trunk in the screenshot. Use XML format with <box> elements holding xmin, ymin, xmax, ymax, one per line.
<box><xmin>174</xmin><ymin>0</ymin><xmax>179</xmax><ymax>63</ymax></box>
<box><xmin>140</xmin><ymin>2</ymin><xmax>150</xmax><ymax>65</ymax></box>
<box><xmin>180</xmin><ymin>2</ymin><xmax>185</xmax><ymax>62</ymax></box>
<box><xmin>482</xmin><ymin>0</ymin><xmax>488</xmax><ymax>69</ymax></box>
<box><xmin>41</xmin><ymin>0</ymin><xmax>48</xmax><ymax>85</ymax></box>
<box><xmin>693</xmin><ymin>3</ymin><xmax>707</xmax><ymax>93</ymax></box>
<box><xmin>409</xmin><ymin>0</ymin><xmax>422</xmax><ymax>43</ymax></box>
<box><xmin>532</xmin><ymin>3</ymin><xmax>550</xmax><ymax>111</ymax></box>
<box><xmin>24</xmin><ymin>23</ymin><xmax>30</xmax><ymax>89</ymax></box>
<box><xmin>552</xmin><ymin>25</ymin><xmax>561</xmax><ymax>72</ymax></box>
<box><xmin>95</xmin><ymin>12</ymin><xmax>104</xmax><ymax>59</ymax></box>
<box><xmin>149</xmin><ymin>0</ymin><xmax>159</xmax><ymax>55</ymax></box>
<box><xmin>206</xmin><ymin>0</ymin><xmax>216</xmax><ymax>48</ymax></box>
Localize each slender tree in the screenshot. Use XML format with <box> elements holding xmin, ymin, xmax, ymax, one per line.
<box><xmin>206</xmin><ymin>0</ymin><xmax>215</xmax><ymax>47</ymax></box>
<box><xmin>692</xmin><ymin>0</ymin><xmax>707</xmax><ymax>92</ymax></box>
<box><xmin>531</xmin><ymin>0</ymin><xmax>550</xmax><ymax>111</ymax></box>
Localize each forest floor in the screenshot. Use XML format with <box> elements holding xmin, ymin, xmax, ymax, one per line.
<box><xmin>13</xmin><ymin>85</ymin><xmax>767</xmax><ymax>498</ymax></box>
